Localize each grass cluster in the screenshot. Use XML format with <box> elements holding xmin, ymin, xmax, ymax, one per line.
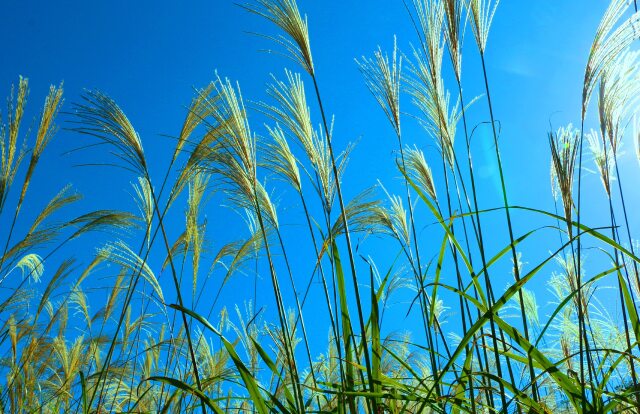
<box><xmin>1</xmin><ymin>0</ymin><xmax>640</xmax><ymax>412</ymax></box>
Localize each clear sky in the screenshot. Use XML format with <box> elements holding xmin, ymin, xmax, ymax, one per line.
<box><xmin>1</xmin><ymin>0</ymin><xmax>638</xmax><ymax>362</ymax></box>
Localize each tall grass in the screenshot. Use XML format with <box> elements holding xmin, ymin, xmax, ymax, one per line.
<box><xmin>1</xmin><ymin>0</ymin><xmax>640</xmax><ymax>412</ymax></box>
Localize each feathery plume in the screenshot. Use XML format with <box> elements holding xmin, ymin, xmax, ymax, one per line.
<box><xmin>408</xmin><ymin>62</ymin><xmax>461</xmax><ymax>165</ymax></box>
<box><xmin>263</xmin><ymin>124</ymin><xmax>302</xmax><ymax>191</ymax></box>
<box><xmin>407</xmin><ymin>0</ymin><xmax>466</xmax><ymax>179</ymax></box>
<box><xmin>329</xmin><ymin>188</ymin><xmax>381</xmax><ymax>237</ymax></box>
<box><xmin>597</xmin><ymin>50</ymin><xmax>640</xmax><ymax>155</ymax></box>
<box><xmin>132</xmin><ymin>176</ymin><xmax>154</xmax><ymax>246</ymax></box>
<box><xmin>0</xmin><ymin>77</ymin><xmax>29</xmax><ymax>211</ymax></box>
<box><xmin>308</xmin><ymin>127</ymin><xmax>352</xmax><ymax>212</ymax></box>
<box><xmin>186</xmin><ymin>171</ymin><xmax>209</xmax><ymax>295</ymax></box>
<box><xmin>244</xmin><ymin>0</ymin><xmax>314</xmax><ymax>75</ymax></box>
<box><xmin>209</xmin><ymin>76</ymin><xmax>257</xmax><ymax>177</ymax></box>
<box><xmin>467</xmin><ymin>0</ymin><xmax>499</xmax><ymax>54</ymax></box>
<box><xmin>173</xmin><ymin>82</ymin><xmax>217</xmax><ymax>161</ymax></box>
<box><xmin>203</xmin><ymin>76</ymin><xmax>283</xmax><ymax>227</ymax></box>
<box><xmin>583</xmin><ymin>0</ymin><xmax>639</xmax><ymax>117</ymax></box>
<box><xmin>73</xmin><ymin>91</ymin><xmax>146</xmax><ymax>174</ymax></box>
<box><xmin>19</xmin><ymin>83</ymin><xmax>64</xmax><ymax>205</ymax></box>
<box><xmin>264</xmin><ymin>71</ymin><xmax>315</xmax><ymax>162</ymax></box>
<box><xmin>403</xmin><ymin>145</ymin><xmax>437</xmax><ymax>201</ymax></box>
<box><xmin>550</xmin><ymin>158</ymin><xmax>560</xmax><ymax>201</ymax></box>
<box><xmin>414</xmin><ymin>0</ymin><xmax>446</xmax><ymax>68</ymax></box>
<box><xmin>549</xmin><ymin>124</ymin><xmax>580</xmax><ymax>236</ymax></box>
<box><xmin>372</xmin><ymin>184</ymin><xmax>410</xmax><ymax>246</ymax></box>
<box><xmin>14</xmin><ymin>254</ymin><xmax>44</xmax><ymax>283</ymax></box>
<box><xmin>443</xmin><ymin>0</ymin><xmax>467</xmax><ymax>78</ymax></box>
<box><xmin>98</xmin><ymin>241</ymin><xmax>165</xmax><ymax>303</ymax></box>
<box><xmin>586</xmin><ymin>129</ymin><xmax>615</xmax><ymax>196</ymax></box>
<box><xmin>356</xmin><ymin>36</ymin><xmax>403</xmax><ymax>134</ymax></box>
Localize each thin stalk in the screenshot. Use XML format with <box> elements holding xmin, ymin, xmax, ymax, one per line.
<box><xmin>0</xmin><ymin>189</ymin><xmax>28</xmax><ymax>278</ymax></box>
<box><xmin>145</xmin><ymin>174</ymin><xmax>205</xmax><ymax>414</ymax></box>
<box><xmin>449</xmin><ymin>103</ymin><xmax>505</xmax><ymax>411</ymax></box>
<box><xmin>384</xmin><ymin>205</ymin><xmax>463</xmax><ymax>403</ymax></box>
<box><xmin>576</xmin><ymin>118</ymin><xmax>597</xmax><ymax>409</ymax></box>
<box><xmin>613</xmin><ymin>161</ymin><xmax>640</xmax><ymax>292</ymax></box>
<box><xmin>310</xmin><ymin>74</ymin><xmax>377</xmax><ymax>409</ymax></box>
<box><xmin>402</xmin><ymin>0</ymin><xmax>495</xmax><ymax>403</ymax></box>
<box><xmin>99</xmin><ymin>157</ymin><xmax>185</xmax><ymax>411</ymax></box>
<box><xmin>448</xmin><ymin>165</ymin><xmax>482</xmax><ymax>411</ymax></box>
<box><xmin>479</xmin><ymin>52</ymin><xmax>539</xmax><ymax>404</ymax></box>
<box><xmin>442</xmin><ymin>150</ymin><xmax>520</xmax><ymax>412</ymax></box>
<box><xmin>607</xmin><ymin>198</ymin><xmax>639</xmax><ymax>388</ymax></box>
<box><xmin>600</xmin><ymin>135</ymin><xmax>639</xmax><ymax>399</ymax></box>
<box><xmin>296</xmin><ymin>189</ymin><xmax>346</xmax><ymax>393</ymax></box>
<box><xmin>251</xmin><ymin>186</ymin><xmax>305</xmax><ymax>412</ymax></box>
<box><xmin>453</xmin><ymin>75</ymin><xmax>496</xmax><ymax>410</ymax></box>
<box><xmin>305</xmin><ymin>163</ymin><xmax>350</xmax><ymax>408</ymax></box>
<box><xmin>88</xmin><ymin>161</ymin><xmax>190</xmax><ymax>412</ymax></box>
<box><xmin>439</xmin><ymin>150</ymin><xmax>467</xmax><ymax>368</ymax></box>
<box><xmin>396</xmin><ymin>131</ymin><xmax>442</xmax><ymax>400</ymax></box>
<box><xmin>273</xmin><ymin>226</ymin><xmax>319</xmax><ymax>394</ymax></box>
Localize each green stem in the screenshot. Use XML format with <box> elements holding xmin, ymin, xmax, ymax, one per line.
<box><xmin>396</xmin><ymin>131</ymin><xmax>442</xmax><ymax>400</ymax></box>
<box><xmin>454</xmin><ymin>75</ymin><xmax>496</xmax><ymax>410</ymax></box>
<box><xmin>480</xmin><ymin>52</ymin><xmax>539</xmax><ymax>405</ymax></box>
<box><xmin>251</xmin><ymin>183</ymin><xmax>305</xmax><ymax>412</ymax></box>
<box><xmin>296</xmin><ymin>189</ymin><xmax>346</xmax><ymax>393</ymax></box>
<box><xmin>310</xmin><ymin>73</ymin><xmax>376</xmax><ymax>412</ymax></box>
<box><xmin>576</xmin><ymin>116</ymin><xmax>596</xmax><ymax>411</ymax></box>
<box><xmin>146</xmin><ymin>174</ymin><xmax>205</xmax><ymax>414</ymax></box>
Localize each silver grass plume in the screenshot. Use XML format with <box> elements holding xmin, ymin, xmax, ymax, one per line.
<box><xmin>549</xmin><ymin>124</ymin><xmax>580</xmax><ymax>237</ymax></box>
<box><xmin>443</xmin><ymin>0</ymin><xmax>467</xmax><ymax>79</ymax></box>
<box><xmin>132</xmin><ymin>176</ymin><xmax>154</xmax><ymax>247</ymax></box>
<box><xmin>0</xmin><ymin>77</ymin><xmax>28</xmax><ymax>211</ymax></box>
<box><xmin>186</xmin><ymin>171</ymin><xmax>209</xmax><ymax>296</ymax></box>
<box><xmin>467</xmin><ymin>0</ymin><xmax>499</xmax><ymax>54</ymax></box>
<box><xmin>328</xmin><ymin>188</ymin><xmax>381</xmax><ymax>238</ymax></box>
<box><xmin>597</xmin><ymin>50</ymin><xmax>640</xmax><ymax>156</ymax></box>
<box><xmin>264</xmin><ymin>71</ymin><xmax>315</xmax><ymax>163</ymax></box>
<box><xmin>583</xmin><ymin>0</ymin><xmax>640</xmax><ymax>118</ymax></box>
<box><xmin>206</xmin><ymin>75</ymin><xmax>280</xmax><ymax>228</ymax></box>
<box><xmin>309</xmin><ymin>126</ymin><xmax>352</xmax><ymax>212</ymax></box>
<box><xmin>550</xmin><ymin>158</ymin><xmax>560</xmax><ymax>201</ymax></box>
<box><xmin>372</xmin><ymin>183</ymin><xmax>410</xmax><ymax>246</ymax></box>
<box><xmin>403</xmin><ymin>145</ymin><xmax>437</xmax><ymax>201</ymax></box>
<box><xmin>263</xmin><ymin>124</ymin><xmax>302</xmax><ymax>191</ymax></box>
<box><xmin>173</xmin><ymin>82</ymin><xmax>217</xmax><ymax>162</ymax></box>
<box><xmin>19</xmin><ymin>82</ymin><xmax>64</xmax><ymax>206</ymax></box>
<box><xmin>210</xmin><ymin>76</ymin><xmax>257</xmax><ymax>180</ymax></box>
<box><xmin>406</xmin><ymin>1</ymin><xmax>461</xmax><ymax>167</ymax></box>
<box><xmin>356</xmin><ymin>36</ymin><xmax>403</xmax><ymax>135</ymax></box>
<box><xmin>97</xmin><ymin>241</ymin><xmax>164</xmax><ymax>303</ymax></box>
<box><xmin>586</xmin><ymin>129</ymin><xmax>615</xmax><ymax>196</ymax></box>
<box><xmin>73</xmin><ymin>90</ymin><xmax>146</xmax><ymax>174</ymax></box>
<box><xmin>245</xmin><ymin>0</ymin><xmax>314</xmax><ymax>75</ymax></box>
<box><xmin>407</xmin><ymin>49</ymin><xmax>461</xmax><ymax>168</ymax></box>
<box><xmin>14</xmin><ymin>254</ymin><xmax>44</xmax><ymax>283</ymax></box>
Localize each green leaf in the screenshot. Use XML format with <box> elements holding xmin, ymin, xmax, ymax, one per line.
<box><xmin>169</xmin><ymin>304</ymin><xmax>270</xmax><ymax>414</ymax></box>
<box><xmin>369</xmin><ymin>265</ymin><xmax>381</xmax><ymax>403</ymax></box>
<box><xmin>143</xmin><ymin>376</ymin><xmax>225</xmax><ymax>414</ymax></box>
<box><xmin>618</xmin><ymin>271</ymin><xmax>640</xmax><ymax>344</ymax></box>
<box><xmin>331</xmin><ymin>241</ymin><xmax>357</xmax><ymax>413</ymax></box>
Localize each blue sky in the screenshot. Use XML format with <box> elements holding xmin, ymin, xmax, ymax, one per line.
<box><xmin>1</xmin><ymin>0</ymin><xmax>638</xmax><ymax>363</ymax></box>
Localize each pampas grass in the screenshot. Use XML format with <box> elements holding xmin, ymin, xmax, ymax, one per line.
<box><xmin>2</xmin><ymin>0</ymin><xmax>640</xmax><ymax>413</ymax></box>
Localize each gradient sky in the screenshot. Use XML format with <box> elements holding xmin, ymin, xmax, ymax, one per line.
<box><xmin>1</xmin><ymin>0</ymin><xmax>638</xmax><ymax>361</ymax></box>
